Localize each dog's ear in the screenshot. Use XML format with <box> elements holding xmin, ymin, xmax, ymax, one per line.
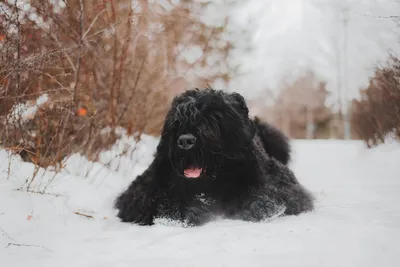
<box><xmin>242</xmin><ymin>116</ymin><xmax>256</xmax><ymax>145</ymax></box>
<box><xmin>230</xmin><ymin>92</ymin><xmax>250</xmax><ymax>117</ymax></box>
<box><xmin>228</xmin><ymin>92</ymin><xmax>256</xmax><ymax>145</ymax></box>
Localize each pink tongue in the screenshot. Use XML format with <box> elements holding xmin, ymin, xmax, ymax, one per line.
<box><xmin>184</xmin><ymin>168</ymin><xmax>202</xmax><ymax>178</ymax></box>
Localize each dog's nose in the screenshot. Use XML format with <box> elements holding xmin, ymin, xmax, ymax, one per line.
<box><xmin>177</xmin><ymin>134</ymin><xmax>196</xmax><ymax>150</ymax></box>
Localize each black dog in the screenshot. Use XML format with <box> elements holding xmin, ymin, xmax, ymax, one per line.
<box><xmin>115</xmin><ymin>88</ymin><xmax>314</xmax><ymax>226</ymax></box>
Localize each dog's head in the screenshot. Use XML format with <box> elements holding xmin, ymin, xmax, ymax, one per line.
<box><xmin>159</xmin><ymin>88</ymin><xmax>256</xmax><ymax>179</ymax></box>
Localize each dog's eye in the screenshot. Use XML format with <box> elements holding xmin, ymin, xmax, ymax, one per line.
<box><xmin>197</xmin><ymin>121</ymin><xmax>220</xmax><ymax>143</ymax></box>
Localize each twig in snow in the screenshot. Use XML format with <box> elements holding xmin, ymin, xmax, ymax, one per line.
<box><xmin>355</xmin><ymin>12</ymin><xmax>400</xmax><ymax>20</ymax></box>
<box><xmin>5</xmin><ymin>242</ymin><xmax>53</xmax><ymax>252</ymax></box>
<box><xmin>7</xmin><ymin>152</ymin><xmax>12</xmax><ymax>180</ymax></box>
<box><xmin>74</xmin><ymin>211</ymin><xmax>94</xmax><ymax>219</ymax></box>
<box><xmin>0</xmin><ymin>226</ymin><xmax>14</xmax><ymax>241</ymax></box>
<box><xmin>14</xmin><ymin>188</ymin><xmax>65</xmax><ymax>197</ymax></box>
<box><xmin>26</xmin><ymin>164</ymin><xmax>41</xmax><ymax>191</ymax></box>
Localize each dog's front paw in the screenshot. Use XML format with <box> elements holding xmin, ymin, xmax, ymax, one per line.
<box><xmin>115</xmin><ymin>188</ymin><xmax>155</xmax><ymax>225</ymax></box>
<box><xmin>182</xmin><ymin>201</ymin><xmax>214</xmax><ymax>226</ymax></box>
<box><xmin>241</xmin><ymin>197</ymin><xmax>286</xmax><ymax>222</ymax></box>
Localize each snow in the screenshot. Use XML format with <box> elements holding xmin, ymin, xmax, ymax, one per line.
<box><xmin>7</xmin><ymin>94</ymin><xmax>49</xmax><ymax>123</ymax></box>
<box><xmin>1</xmin><ymin>136</ymin><xmax>400</xmax><ymax>267</ymax></box>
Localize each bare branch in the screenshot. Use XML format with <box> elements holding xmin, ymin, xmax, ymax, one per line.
<box><xmin>73</xmin><ymin>211</ymin><xmax>94</xmax><ymax>219</ymax></box>
<box><xmin>5</xmin><ymin>242</ymin><xmax>53</xmax><ymax>252</ymax></box>
<box><xmin>73</xmin><ymin>0</ymin><xmax>85</xmax><ymax>103</ymax></box>
<box><xmin>82</xmin><ymin>9</ymin><xmax>106</xmax><ymax>40</ymax></box>
<box><xmin>0</xmin><ymin>226</ymin><xmax>14</xmax><ymax>241</ymax></box>
<box><xmin>14</xmin><ymin>0</ymin><xmax>21</xmax><ymax>95</ymax></box>
<box><xmin>117</xmin><ymin>57</ymin><xmax>146</xmax><ymax>124</ymax></box>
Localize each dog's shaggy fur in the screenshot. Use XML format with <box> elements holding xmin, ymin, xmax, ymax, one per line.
<box><xmin>115</xmin><ymin>88</ymin><xmax>314</xmax><ymax>226</ymax></box>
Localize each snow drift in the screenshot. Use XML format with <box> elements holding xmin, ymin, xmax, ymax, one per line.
<box><xmin>1</xmin><ymin>134</ymin><xmax>399</xmax><ymax>267</ymax></box>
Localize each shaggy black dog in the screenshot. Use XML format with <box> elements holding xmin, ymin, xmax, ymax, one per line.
<box><xmin>115</xmin><ymin>88</ymin><xmax>314</xmax><ymax>226</ymax></box>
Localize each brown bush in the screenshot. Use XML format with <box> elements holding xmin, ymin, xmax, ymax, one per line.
<box><xmin>250</xmin><ymin>71</ymin><xmax>334</xmax><ymax>139</ymax></box>
<box><xmin>350</xmin><ymin>56</ymin><xmax>400</xmax><ymax>147</ymax></box>
<box><xmin>0</xmin><ymin>0</ymin><xmax>236</xmax><ymax>170</ymax></box>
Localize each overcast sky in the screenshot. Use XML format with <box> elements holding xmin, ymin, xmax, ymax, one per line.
<box><xmin>227</xmin><ymin>0</ymin><xmax>400</xmax><ymax>104</ymax></box>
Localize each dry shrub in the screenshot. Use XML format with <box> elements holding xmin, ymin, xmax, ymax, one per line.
<box><xmin>251</xmin><ymin>71</ymin><xmax>333</xmax><ymax>139</ymax></box>
<box><xmin>0</xmin><ymin>0</ymin><xmax>236</xmax><ymax>169</ymax></box>
<box><xmin>350</xmin><ymin>56</ymin><xmax>400</xmax><ymax>147</ymax></box>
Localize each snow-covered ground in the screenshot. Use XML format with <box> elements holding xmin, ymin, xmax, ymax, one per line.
<box><xmin>1</xmin><ymin>135</ymin><xmax>400</xmax><ymax>267</ymax></box>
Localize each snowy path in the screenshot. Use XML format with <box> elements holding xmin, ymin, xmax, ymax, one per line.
<box><xmin>1</xmin><ymin>139</ymin><xmax>399</xmax><ymax>267</ymax></box>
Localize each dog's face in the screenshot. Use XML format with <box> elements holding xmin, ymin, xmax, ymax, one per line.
<box><xmin>159</xmin><ymin>88</ymin><xmax>256</xmax><ymax>179</ymax></box>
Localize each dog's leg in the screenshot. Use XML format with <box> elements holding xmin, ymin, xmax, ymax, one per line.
<box><xmin>232</xmin><ymin>188</ymin><xmax>286</xmax><ymax>222</ymax></box>
<box><xmin>181</xmin><ymin>199</ymin><xmax>216</xmax><ymax>226</ymax></box>
<box><xmin>261</xmin><ymin>158</ymin><xmax>314</xmax><ymax>216</ymax></box>
<box><xmin>156</xmin><ymin>193</ymin><xmax>215</xmax><ymax>226</ymax></box>
<box><xmin>114</xmin><ymin>159</ymin><xmax>167</xmax><ymax>225</ymax></box>
<box><xmin>232</xmin><ymin>158</ymin><xmax>313</xmax><ymax>221</ymax></box>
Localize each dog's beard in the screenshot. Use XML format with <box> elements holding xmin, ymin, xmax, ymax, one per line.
<box><xmin>174</xmin><ymin>148</ymin><xmax>205</xmax><ymax>179</ymax></box>
<box><xmin>170</xmin><ymin>146</ymin><xmax>222</xmax><ymax>179</ymax></box>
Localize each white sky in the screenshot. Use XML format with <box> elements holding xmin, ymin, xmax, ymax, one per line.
<box><xmin>227</xmin><ymin>0</ymin><xmax>400</xmax><ymax>105</ymax></box>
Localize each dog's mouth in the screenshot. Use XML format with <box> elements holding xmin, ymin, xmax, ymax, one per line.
<box><xmin>176</xmin><ymin>149</ymin><xmax>206</xmax><ymax>179</ymax></box>
<box><xmin>184</xmin><ymin>167</ymin><xmax>203</xmax><ymax>178</ymax></box>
